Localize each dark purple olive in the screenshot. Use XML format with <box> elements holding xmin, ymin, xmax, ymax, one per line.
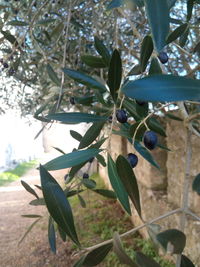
<box><xmin>69</xmin><ymin>97</ymin><xmax>75</xmax><ymax>105</ymax></box>
<box><xmin>3</xmin><ymin>62</ymin><xmax>9</xmax><ymax>68</ymax></box>
<box><xmin>44</xmin><ymin>13</ymin><xmax>48</xmax><ymax>18</ymax></box>
<box><xmin>127</xmin><ymin>153</ymin><xmax>138</xmax><ymax>168</ymax></box>
<box><xmin>0</xmin><ymin>58</ymin><xmax>3</xmax><ymax>64</ymax></box>
<box><xmin>136</xmin><ymin>100</ymin><xmax>146</xmax><ymax>106</ymax></box>
<box><xmin>143</xmin><ymin>131</ymin><xmax>158</xmax><ymax>150</ymax></box>
<box><xmin>83</xmin><ymin>173</ymin><xmax>89</xmax><ymax>179</ymax></box>
<box><xmin>116</xmin><ymin>109</ymin><xmax>128</xmax><ymax>123</ymax></box>
<box><xmin>158</xmin><ymin>52</ymin><xmax>168</xmax><ymax>64</ymax></box>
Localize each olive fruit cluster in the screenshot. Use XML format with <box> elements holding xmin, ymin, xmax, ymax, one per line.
<box><xmin>127</xmin><ymin>131</ymin><xmax>158</xmax><ymax>168</ymax></box>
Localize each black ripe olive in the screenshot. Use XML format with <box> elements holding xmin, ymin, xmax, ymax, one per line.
<box><xmin>3</xmin><ymin>62</ymin><xmax>9</xmax><ymax>68</ymax></box>
<box><xmin>116</xmin><ymin>109</ymin><xmax>128</xmax><ymax>123</ymax></box>
<box><xmin>127</xmin><ymin>153</ymin><xmax>138</xmax><ymax>168</ymax></box>
<box><xmin>158</xmin><ymin>52</ymin><xmax>168</xmax><ymax>64</ymax></box>
<box><xmin>83</xmin><ymin>173</ymin><xmax>89</xmax><ymax>179</ymax></box>
<box><xmin>143</xmin><ymin>131</ymin><xmax>158</xmax><ymax>150</ymax></box>
<box><xmin>69</xmin><ymin>97</ymin><xmax>75</xmax><ymax>105</ymax></box>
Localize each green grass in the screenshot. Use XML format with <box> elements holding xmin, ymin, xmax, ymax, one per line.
<box><xmin>68</xmin><ymin>173</ymin><xmax>174</xmax><ymax>267</ymax></box>
<box><xmin>0</xmin><ymin>160</ymin><xmax>38</xmax><ymax>186</ymax></box>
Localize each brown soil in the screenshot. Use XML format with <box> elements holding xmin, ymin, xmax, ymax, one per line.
<box><xmin>0</xmin><ymin>168</ymin><xmax>75</xmax><ymax>267</ymax></box>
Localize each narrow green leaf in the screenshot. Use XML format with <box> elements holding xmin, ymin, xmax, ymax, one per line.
<box><xmin>7</xmin><ymin>20</ymin><xmax>29</xmax><ymax>26</ymax></box>
<box><xmin>96</xmin><ymin>154</ymin><xmax>107</xmax><ymax>167</ymax></box>
<box><xmin>94</xmin><ymin>36</ymin><xmax>111</xmax><ymax>66</ymax></box>
<box><xmin>136</xmin><ymin>252</ymin><xmax>161</xmax><ymax>267</ymax></box>
<box><xmin>187</xmin><ymin>0</ymin><xmax>194</xmax><ymax>21</ymax></box>
<box><xmin>70</xmin><ymin>130</ymin><xmax>82</xmax><ymax>142</ymax></box>
<box><xmin>92</xmin><ymin>189</ymin><xmax>117</xmax><ymax>199</ymax></box>
<box><xmin>90</xmin><ymin>137</ymin><xmax>107</xmax><ymax>149</ymax></box>
<box><xmin>65</xmin><ymin>189</ymin><xmax>84</xmax><ymax>198</ymax></box>
<box><xmin>107</xmin><ymin>154</ymin><xmax>131</xmax><ymax>215</ymax></box>
<box><xmin>165</xmin><ymin>113</ymin><xmax>183</xmax><ymax>121</ymax></box>
<box><xmin>46</xmin><ymin>64</ymin><xmax>60</xmax><ymax>86</ymax></box>
<box><xmin>62</xmin><ymin>68</ymin><xmax>106</xmax><ymax>92</ymax></box>
<box><xmin>58</xmin><ymin>226</ymin><xmax>67</xmax><ymax>242</ymax></box>
<box><xmin>21</xmin><ymin>214</ymin><xmax>42</xmax><ymax>218</ymax></box>
<box><xmin>36</xmin><ymin>19</ymin><xmax>56</xmax><ymax>25</ymax></box>
<box><xmin>73</xmin><ymin>256</ymin><xmax>86</xmax><ymax>267</ymax></box>
<box><xmin>156</xmin><ymin>229</ymin><xmax>186</xmax><ymax>254</ymax></box>
<box><xmin>107</xmin><ymin>0</ymin><xmax>123</xmax><ymax>10</ymax></box>
<box><xmin>194</xmin><ymin>41</ymin><xmax>200</xmax><ymax>54</ymax></box>
<box><xmin>113</xmin><ymin>232</ymin><xmax>137</xmax><ymax>266</ymax></box>
<box><xmin>82</xmin><ymin>179</ymin><xmax>96</xmax><ymax>189</ymax></box>
<box><xmin>29</xmin><ymin>198</ymin><xmax>45</xmax><ymax>206</ymax></box>
<box><xmin>144</xmin><ymin>0</ymin><xmax>169</xmax><ymax>52</ymax></box>
<box><xmin>1</xmin><ymin>30</ymin><xmax>18</xmax><ymax>44</ymax></box>
<box><xmin>122</xmin><ymin>75</ymin><xmax>200</xmax><ymax>102</ymax></box>
<box><xmin>149</xmin><ymin>57</ymin><xmax>162</xmax><ymax>75</ymax></box>
<box><xmin>179</xmin><ymin>28</ymin><xmax>189</xmax><ymax>47</ymax></box>
<box><xmin>19</xmin><ymin>218</ymin><xmax>41</xmax><ymax>244</ymax></box>
<box><xmin>136</xmin><ymin>101</ymin><xmax>149</xmax><ymax>119</ymax></box>
<box><xmin>40</xmin><ymin>165</ymin><xmax>80</xmax><ymax>246</ymax></box>
<box><xmin>48</xmin><ymin>217</ymin><xmax>56</xmax><ymax>254</ymax></box>
<box><xmin>78</xmin><ymin>122</ymin><xmax>105</xmax><ymax>149</ymax></box>
<box><xmin>74</xmin><ymin>95</ymin><xmax>95</xmax><ymax>105</ymax></box>
<box><xmin>130</xmin><ymin>122</ymin><xmax>146</xmax><ymax>141</ymax></box>
<box><xmin>123</xmin><ymin>98</ymin><xmax>141</xmax><ymax>121</ymax></box>
<box><xmin>134</xmin><ymin>141</ymin><xmax>160</xmax><ymax>169</ymax></box>
<box><xmin>78</xmin><ymin>194</ymin><xmax>86</xmax><ymax>208</ymax></box>
<box><xmin>108</xmin><ymin>49</ymin><xmax>122</xmax><ymax>102</ymax></box>
<box><xmin>44</xmin><ymin>149</ymin><xmax>102</xmax><ymax>171</ymax></box>
<box><xmin>68</xmin><ymin>161</ymin><xmax>88</xmax><ymax>182</ymax></box>
<box><xmin>51</xmin><ymin>22</ymin><xmax>64</xmax><ymax>38</ymax></box>
<box><xmin>46</xmin><ymin>112</ymin><xmax>108</xmax><ymax>124</ymax></box>
<box><xmin>166</xmin><ymin>23</ymin><xmax>188</xmax><ymax>44</ymax></box>
<box><xmin>81</xmin><ymin>243</ymin><xmax>113</xmax><ymax>266</ymax></box>
<box><xmin>116</xmin><ymin>155</ymin><xmax>141</xmax><ymax>217</ymax></box>
<box><xmin>53</xmin><ymin>147</ymin><xmax>65</xmax><ymax>154</ymax></box>
<box><xmin>192</xmin><ymin>173</ymin><xmax>200</xmax><ymax>195</ymax></box>
<box><xmin>128</xmin><ymin>64</ymin><xmax>142</xmax><ymax>76</ymax></box>
<box><xmin>81</xmin><ymin>55</ymin><xmax>106</xmax><ymax>68</ymax></box>
<box><xmin>140</xmin><ymin>35</ymin><xmax>154</xmax><ymax>72</ymax></box>
<box><xmin>147</xmin><ymin>117</ymin><xmax>166</xmax><ymax>137</ymax></box>
<box><xmin>181</xmin><ymin>255</ymin><xmax>195</xmax><ymax>267</ymax></box>
<box><xmin>21</xmin><ymin>180</ymin><xmax>39</xmax><ymax>199</ymax></box>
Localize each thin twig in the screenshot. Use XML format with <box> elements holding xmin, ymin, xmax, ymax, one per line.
<box><xmin>176</xmin><ymin>129</ymin><xmax>192</xmax><ymax>267</ymax></box>
<box><xmin>56</xmin><ymin>0</ymin><xmax>72</xmax><ymax>110</ymax></box>
<box><xmin>187</xmin><ymin>210</ymin><xmax>200</xmax><ymax>222</ymax></box>
<box><xmin>73</xmin><ymin>208</ymin><xmax>181</xmax><ymax>256</ymax></box>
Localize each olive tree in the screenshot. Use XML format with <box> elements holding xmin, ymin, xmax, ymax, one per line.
<box><xmin>1</xmin><ymin>0</ymin><xmax>200</xmax><ymax>266</ymax></box>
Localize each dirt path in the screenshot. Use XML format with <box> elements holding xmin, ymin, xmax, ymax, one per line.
<box><xmin>0</xmin><ymin>167</ymin><xmax>74</xmax><ymax>267</ymax></box>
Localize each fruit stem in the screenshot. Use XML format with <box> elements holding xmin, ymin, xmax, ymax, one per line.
<box><xmin>132</xmin><ymin>102</ymin><xmax>171</xmax><ymax>145</ymax></box>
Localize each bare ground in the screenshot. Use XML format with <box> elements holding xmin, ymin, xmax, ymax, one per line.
<box><xmin>0</xmin><ymin>168</ymin><xmax>75</xmax><ymax>267</ymax></box>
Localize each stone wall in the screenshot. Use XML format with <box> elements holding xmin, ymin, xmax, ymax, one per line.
<box><xmin>99</xmin><ymin>118</ymin><xmax>200</xmax><ymax>266</ymax></box>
